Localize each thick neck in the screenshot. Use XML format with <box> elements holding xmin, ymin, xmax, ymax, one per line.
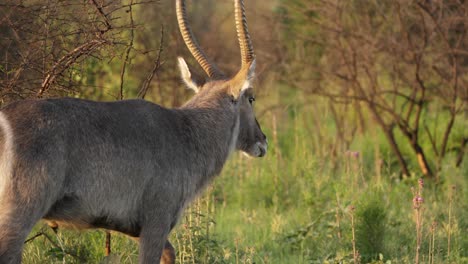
<box><xmin>177</xmin><ymin>97</ymin><xmax>239</xmax><ymax>194</ymax></box>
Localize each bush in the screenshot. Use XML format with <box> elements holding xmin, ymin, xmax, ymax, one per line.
<box><xmin>355</xmin><ymin>191</ymin><xmax>387</xmax><ymax>262</ymax></box>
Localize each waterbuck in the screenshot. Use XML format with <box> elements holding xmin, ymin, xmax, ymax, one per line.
<box><xmin>0</xmin><ymin>0</ymin><xmax>267</xmax><ymax>263</ymax></box>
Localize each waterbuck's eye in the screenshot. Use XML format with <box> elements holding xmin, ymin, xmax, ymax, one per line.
<box><xmin>248</xmin><ymin>97</ymin><xmax>255</xmax><ymax>104</ymax></box>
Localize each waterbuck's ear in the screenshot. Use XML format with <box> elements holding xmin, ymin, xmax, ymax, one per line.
<box><xmin>178</xmin><ymin>57</ymin><xmax>201</xmax><ymax>93</ymax></box>
<box><xmin>230</xmin><ymin>59</ymin><xmax>256</xmax><ymax>99</ymax></box>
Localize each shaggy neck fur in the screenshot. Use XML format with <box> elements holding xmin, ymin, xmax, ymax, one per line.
<box><xmin>177</xmin><ymin>88</ymin><xmax>240</xmax><ymax>200</ymax></box>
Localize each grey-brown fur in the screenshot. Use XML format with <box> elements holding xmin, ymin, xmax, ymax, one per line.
<box><xmin>0</xmin><ymin>70</ymin><xmax>266</xmax><ymax>263</ymax></box>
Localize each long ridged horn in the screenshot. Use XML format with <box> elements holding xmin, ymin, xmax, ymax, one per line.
<box><xmin>234</xmin><ymin>0</ymin><xmax>255</xmax><ymax>68</ymax></box>
<box><xmin>176</xmin><ymin>0</ymin><xmax>224</xmax><ymax>79</ymax></box>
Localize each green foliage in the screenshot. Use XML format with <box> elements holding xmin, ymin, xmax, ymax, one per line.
<box><xmin>355</xmin><ymin>191</ymin><xmax>387</xmax><ymax>262</ymax></box>
<box><xmin>172</xmin><ymin>202</ymin><xmax>227</xmax><ymax>264</ymax></box>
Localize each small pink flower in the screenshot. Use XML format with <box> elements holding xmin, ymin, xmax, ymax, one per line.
<box><xmin>413</xmin><ymin>195</ymin><xmax>424</xmax><ymax>208</ymax></box>
<box><xmin>418</xmin><ymin>178</ymin><xmax>424</xmax><ymax>188</ymax></box>
<box><xmin>345</xmin><ymin>150</ymin><xmax>360</xmax><ymax>158</ymax></box>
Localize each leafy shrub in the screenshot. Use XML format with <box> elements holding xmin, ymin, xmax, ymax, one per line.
<box><xmin>355</xmin><ymin>191</ymin><xmax>387</xmax><ymax>262</ymax></box>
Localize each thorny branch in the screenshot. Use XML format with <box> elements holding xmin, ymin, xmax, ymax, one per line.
<box><xmin>38</xmin><ymin>39</ymin><xmax>107</xmax><ymax>97</ymax></box>
<box><xmin>0</xmin><ymin>0</ymin><xmax>158</xmax><ymax>102</ymax></box>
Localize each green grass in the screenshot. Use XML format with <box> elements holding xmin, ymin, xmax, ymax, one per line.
<box><xmin>21</xmin><ymin>100</ymin><xmax>467</xmax><ymax>264</ymax></box>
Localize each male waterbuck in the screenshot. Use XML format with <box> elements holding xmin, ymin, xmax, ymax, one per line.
<box><xmin>0</xmin><ymin>0</ymin><xmax>266</xmax><ymax>263</ymax></box>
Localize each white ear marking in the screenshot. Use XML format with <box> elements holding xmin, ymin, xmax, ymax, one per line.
<box><xmin>178</xmin><ymin>57</ymin><xmax>199</xmax><ymax>93</ymax></box>
<box><xmin>240</xmin><ymin>59</ymin><xmax>256</xmax><ymax>93</ymax></box>
<box><xmin>241</xmin><ymin>80</ymin><xmax>251</xmax><ymax>92</ymax></box>
<box><xmin>247</xmin><ymin>59</ymin><xmax>256</xmax><ymax>81</ymax></box>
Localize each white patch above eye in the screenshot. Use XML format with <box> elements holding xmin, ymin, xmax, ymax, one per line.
<box><xmin>178</xmin><ymin>57</ymin><xmax>199</xmax><ymax>93</ymax></box>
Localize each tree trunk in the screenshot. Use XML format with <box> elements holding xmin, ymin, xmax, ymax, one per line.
<box><xmin>383</xmin><ymin>128</ymin><xmax>411</xmax><ymax>178</ymax></box>
<box><xmin>412</xmin><ymin>143</ymin><xmax>433</xmax><ymax>178</ymax></box>
<box><xmin>403</xmin><ymin>128</ymin><xmax>434</xmax><ymax>178</ymax></box>
<box><xmin>455</xmin><ymin>138</ymin><xmax>467</xmax><ymax>168</ymax></box>
<box><xmin>368</xmin><ymin>104</ymin><xmax>410</xmax><ymax>178</ymax></box>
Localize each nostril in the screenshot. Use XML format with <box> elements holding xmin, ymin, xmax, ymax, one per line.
<box><xmin>258</xmin><ymin>146</ymin><xmax>266</xmax><ymax>157</ymax></box>
<box><xmin>262</xmin><ymin>134</ymin><xmax>267</xmax><ymax>141</ymax></box>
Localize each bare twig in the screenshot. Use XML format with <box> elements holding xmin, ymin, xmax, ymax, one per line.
<box><xmin>119</xmin><ymin>0</ymin><xmax>135</xmax><ymax>100</ymax></box>
<box><xmin>24</xmin><ymin>227</ymin><xmax>85</xmax><ymax>262</ymax></box>
<box><xmin>90</xmin><ymin>0</ymin><xmax>113</xmax><ymax>34</ymax></box>
<box><xmin>24</xmin><ymin>230</ymin><xmax>46</xmax><ymax>244</ymax></box>
<box><xmin>138</xmin><ymin>25</ymin><xmax>165</xmax><ymax>99</ymax></box>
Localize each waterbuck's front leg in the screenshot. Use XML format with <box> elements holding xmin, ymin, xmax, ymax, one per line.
<box><xmin>138</xmin><ymin>227</ymin><xmax>169</xmax><ymax>264</ymax></box>
<box><xmin>137</xmin><ymin>208</ymin><xmax>173</xmax><ymax>264</ymax></box>
<box><xmin>131</xmin><ymin>235</ymin><xmax>175</xmax><ymax>263</ymax></box>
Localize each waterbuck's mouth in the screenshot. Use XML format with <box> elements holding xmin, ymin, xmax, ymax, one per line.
<box><xmin>254</xmin><ymin>141</ymin><xmax>268</xmax><ymax>157</ymax></box>
<box><xmin>258</xmin><ymin>142</ymin><xmax>267</xmax><ymax>157</ymax></box>
<box><xmin>241</xmin><ymin>141</ymin><xmax>267</xmax><ymax>158</ymax></box>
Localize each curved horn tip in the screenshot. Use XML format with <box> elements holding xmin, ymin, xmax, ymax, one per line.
<box><xmin>234</xmin><ymin>0</ymin><xmax>255</xmax><ymax>66</ymax></box>
<box><xmin>176</xmin><ymin>0</ymin><xmax>224</xmax><ymax>79</ymax></box>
